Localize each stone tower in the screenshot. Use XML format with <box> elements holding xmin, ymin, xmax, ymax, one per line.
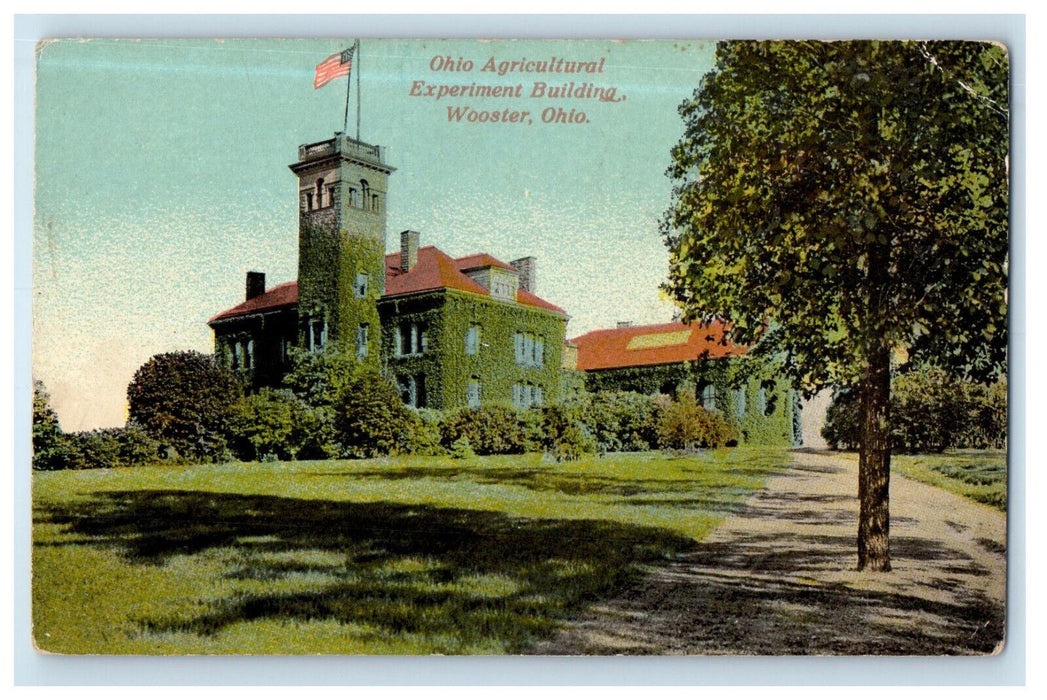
<box><xmin>290</xmin><ymin>132</ymin><xmax>395</xmax><ymax>367</ymax></box>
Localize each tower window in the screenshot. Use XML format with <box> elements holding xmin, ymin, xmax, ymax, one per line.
<box><xmin>328</xmin><ymin>184</ymin><xmax>337</xmax><ymax>206</ymax></box>
<box><xmin>309</xmin><ymin>318</ymin><xmax>327</xmax><ymax>353</ymax></box>
<box><xmin>360</xmin><ymin>179</ymin><xmax>370</xmax><ymax>210</ymax></box>
<box><xmin>347</xmin><ymin>187</ymin><xmax>357</xmax><ymax>208</ymax></box>
<box><xmin>305</xmin><ymin>192</ymin><xmax>314</xmax><ymax>211</ymax></box>
<box><xmin>316</xmin><ymin>178</ymin><xmax>325</xmax><ymax>208</ymax></box>
<box><xmin>356</xmin><ymin>324</ymin><xmax>369</xmax><ymax>359</ymax></box>
<box><xmin>354</xmin><ymin>272</ymin><xmax>368</xmax><ymax>298</ymax></box>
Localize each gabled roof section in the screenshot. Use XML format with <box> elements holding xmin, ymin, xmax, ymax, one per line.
<box><xmin>454</xmin><ymin>252</ymin><xmax>516</xmax><ymax>272</ymax></box>
<box><xmin>385</xmin><ymin>246</ymin><xmax>566</xmax><ymax>316</ymax></box>
<box><xmin>570</xmin><ymin>320</ymin><xmax>747</xmax><ymax>372</ymax></box>
<box><xmin>210</xmin><ymin>246</ymin><xmax>567</xmax><ymax>324</ymax></box>
<box><xmin>208</xmin><ymin>281</ymin><xmax>298</xmax><ymax>324</ymax></box>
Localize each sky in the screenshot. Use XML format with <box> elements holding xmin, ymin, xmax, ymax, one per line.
<box><xmin>33</xmin><ymin>38</ymin><xmax>717</xmax><ymax>431</ymax></box>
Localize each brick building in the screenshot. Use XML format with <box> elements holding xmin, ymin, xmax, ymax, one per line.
<box><xmin>208</xmin><ymin>132</ymin><xmax>567</xmax><ymax>410</ymax></box>
<box><xmin>567</xmin><ymin>321</ymin><xmax>800</xmax><ymax>445</ymax></box>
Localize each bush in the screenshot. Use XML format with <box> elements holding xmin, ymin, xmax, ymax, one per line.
<box><xmin>533</xmin><ymin>405</ymin><xmax>597</xmax><ymax>461</ymax></box>
<box><xmin>439</xmin><ymin>405</ymin><xmax>526</xmax><ymax>455</ymax></box>
<box><xmin>656</xmin><ymin>390</ymin><xmax>738</xmax><ymax>451</ymax></box>
<box><xmin>60</xmin><ymin>427</ymin><xmax>161</xmax><ymax>470</ymax></box>
<box><xmin>822</xmin><ymin>368</ymin><xmax>1007</xmax><ymax>453</ymax></box>
<box><xmin>227</xmin><ymin>388</ymin><xmax>338</xmax><ymax>461</ymax></box>
<box><xmin>283</xmin><ymin>349</ymin><xmax>358</xmax><ymax>409</ymax></box>
<box><xmin>334</xmin><ymin>369</ymin><xmax>416</xmax><ymax>457</ymax></box>
<box><xmin>404</xmin><ymin>409</ymin><xmax>445</xmax><ymax>456</ymax></box>
<box><xmin>127</xmin><ymin>351</ymin><xmax>243</xmax><ymax>461</ymax></box>
<box><xmin>573</xmin><ymin>391</ymin><xmax>662</xmax><ymax>453</ymax></box>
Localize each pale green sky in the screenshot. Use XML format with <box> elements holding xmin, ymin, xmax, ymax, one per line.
<box><xmin>33</xmin><ymin>38</ymin><xmax>716</xmax><ymax>430</ymax></box>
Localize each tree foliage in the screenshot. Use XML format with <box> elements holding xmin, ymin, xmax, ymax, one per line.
<box><xmin>32</xmin><ymin>380</ymin><xmax>66</xmax><ymax>470</ymax></box>
<box><xmin>662</xmin><ymin>41</ymin><xmax>1008</xmax><ymax>570</ymax></box>
<box><xmin>127</xmin><ymin>351</ymin><xmax>243</xmax><ymax>461</ymax></box>
<box><xmin>664</xmin><ymin>40</ymin><xmax>1007</xmax><ymax>388</ymax></box>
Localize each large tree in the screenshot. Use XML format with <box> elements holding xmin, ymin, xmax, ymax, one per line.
<box><xmin>662</xmin><ymin>41</ymin><xmax>1008</xmax><ymax>571</ymax></box>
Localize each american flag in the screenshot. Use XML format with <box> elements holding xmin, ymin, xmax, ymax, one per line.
<box><xmin>314</xmin><ymin>47</ymin><xmax>354</xmax><ymax>89</ymax></box>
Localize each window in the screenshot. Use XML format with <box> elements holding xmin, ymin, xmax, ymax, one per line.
<box><xmin>467</xmin><ymin>379</ymin><xmax>481</xmax><ymax>408</ymax></box>
<box><xmin>514</xmin><ymin>332</ymin><xmax>544</xmax><ymax>368</ymax></box>
<box><xmin>305</xmin><ymin>192</ymin><xmax>314</xmax><ymax>211</ymax></box>
<box><xmin>245</xmin><ymin>339</ymin><xmax>254</xmax><ymax>371</ymax></box>
<box><xmin>734</xmin><ymin>388</ymin><xmax>747</xmax><ymax>418</ymax></box>
<box><xmin>231</xmin><ymin>341</ymin><xmax>242</xmax><ymax>370</ymax></box>
<box><xmin>316</xmin><ymin>178</ymin><xmax>325</xmax><ymax>208</ymax></box>
<box><xmin>328</xmin><ymin>184</ymin><xmax>337</xmax><ymax>206</ymax></box>
<box><xmin>309</xmin><ymin>318</ymin><xmax>327</xmax><ymax>353</ymax></box>
<box><xmin>397</xmin><ymin>322</ymin><xmax>427</xmax><ymax>356</ymax></box>
<box><xmin>360</xmin><ymin>179</ymin><xmax>370</xmax><ymax>210</ymax></box>
<box><xmin>700</xmin><ymin>382</ymin><xmax>716</xmax><ymax>411</ymax></box>
<box><xmin>356</xmin><ymin>324</ymin><xmax>369</xmax><ymax>359</ymax></box>
<box><xmin>354</xmin><ymin>272</ymin><xmax>368</xmax><ymax>298</ymax></box>
<box><xmin>512</xmin><ymin>383</ymin><xmax>542</xmax><ymax>409</ymax></box>
<box><xmin>465</xmin><ymin>325</ymin><xmax>480</xmax><ymax>355</ymax></box>
<box><xmin>398</xmin><ymin>374</ymin><xmax>426</xmax><ymax>408</ymax></box>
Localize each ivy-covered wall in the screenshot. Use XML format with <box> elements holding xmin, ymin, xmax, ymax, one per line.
<box><xmin>584</xmin><ymin>357</ymin><xmax>796</xmax><ymax>446</ymax></box>
<box><xmin>211</xmin><ymin>306</ymin><xmax>298</xmax><ymax>390</ymax></box>
<box><xmin>294</xmin><ymin>136</ymin><xmax>391</xmax><ymax>370</ymax></box>
<box><xmin>379</xmin><ymin>289</ymin><xmax>567</xmax><ymax>410</ymax></box>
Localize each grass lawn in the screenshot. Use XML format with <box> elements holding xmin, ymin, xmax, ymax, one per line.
<box><xmin>33</xmin><ymin>447</ymin><xmax>789</xmax><ymax>655</ymax></box>
<box><xmin>891</xmin><ymin>450</ymin><xmax>1007</xmax><ymax>511</ymax></box>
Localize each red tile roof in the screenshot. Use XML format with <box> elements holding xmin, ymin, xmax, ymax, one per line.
<box><xmin>208</xmin><ymin>281</ymin><xmax>299</xmax><ymax>324</ymax></box>
<box><xmin>570</xmin><ymin>321</ymin><xmax>748</xmax><ymax>372</ymax></box>
<box><xmin>454</xmin><ymin>253</ymin><xmax>516</xmax><ymax>272</ymax></box>
<box><xmin>209</xmin><ymin>246</ymin><xmax>566</xmax><ymax>324</ymax></box>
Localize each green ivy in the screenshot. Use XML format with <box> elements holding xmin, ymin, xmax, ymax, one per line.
<box><xmin>379</xmin><ymin>289</ymin><xmax>566</xmax><ymax>410</ymax></box>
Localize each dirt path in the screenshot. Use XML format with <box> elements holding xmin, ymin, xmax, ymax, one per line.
<box><xmin>534</xmin><ymin>449</ymin><xmax>1007</xmax><ymax>655</ymax></box>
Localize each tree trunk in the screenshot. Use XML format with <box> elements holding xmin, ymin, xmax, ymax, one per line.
<box><xmin>857</xmin><ymin>337</ymin><xmax>892</xmax><ymax>571</ymax></box>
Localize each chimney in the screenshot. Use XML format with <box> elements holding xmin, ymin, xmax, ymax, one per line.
<box><xmin>617</xmin><ymin>321</ymin><xmax>633</xmax><ymax>328</ymax></box>
<box><xmin>510</xmin><ymin>256</ymin><xmax>537</xmax><ymax>293</ymax></box>
<box><xmin>246</xmin><ymin>271</ymin><xmax>266</xmax><ymax>301</ymax></box>
<box><xmin>400</xmin><ymin>230</ymin><xmax>420</xmax><ymax>272</ymax></box>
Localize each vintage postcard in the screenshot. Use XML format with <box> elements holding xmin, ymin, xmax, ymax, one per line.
<box><xmin>30</xmin><ymin>37</ymin><xmax>1009</xmax><ymax>656</ymax></box>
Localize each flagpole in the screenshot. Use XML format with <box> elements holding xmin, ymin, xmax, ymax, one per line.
<box><xmin>355</xmin><ymin>39</ymin><xmax>361</xmax><ymax>142</ymax></box>
<box><xmin>343</xmin><ymin>51</ymin><xmax>352</xmax><ymax>135</ymax></box>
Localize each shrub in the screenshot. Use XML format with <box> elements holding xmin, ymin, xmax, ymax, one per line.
<box><xmin>573</xmin><ymin>391</ymin><xmax>662</xmax><ymax>453</ymax></box>
<box><xmin>226</xmin><ymin>388</ymin><xmax>338</xmax><ymax>461</ymax></box>
<box><xmin>127</xmin><ymin>351</ymin><xmax>243</xmax><ymax>461</ymax></box>
<box><xmin>283</xmin><ymin>349</ymin><xmax>358</xmax><ymax>409</ymax></box>
<box><xmin>404</xmin><ymin>409</ymin><xmax>445</xmax><ymax>456</ymax></box>
<box><xmin>334</xmin><ymin>369</ymin><xmax>416</xmax><ymax>457</ymax></box>
<box><xmin>656</xmin><ymin>389</ymin><xmax>738</xmax><ymax>451</ymax></box>
<box><xmin>534</xmin><ymin>404</ymin><xmax>597</xmax><ymax>461</ymax></box>
<box><xmin>61</xmin><ymin>427</ymin><xmax>161</xmax><ymax>470</ymax></box>
<box><xmin>439</xmin><ymin>405</ymin><xmax>526</xmax><ymax>455</ymax></box>
<box><xmin>447</xmin><ymin>436</ymin><xmax>476</xmax><ymax>460</ymax></box>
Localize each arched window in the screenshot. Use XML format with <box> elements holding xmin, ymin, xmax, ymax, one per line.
<box><xmin>360</xmin><ymin>179</ymin><xmax>370</xmax><ymax>209</ymax></box>
<box><xmin>316</xmin><ymin>178</ymin><xmax>325</xmax><ymax>208</ymax></box>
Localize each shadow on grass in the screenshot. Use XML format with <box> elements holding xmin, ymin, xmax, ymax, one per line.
<box><xmin>35</xmin><ymin>490</ymin><xmax>697</xmax><ymax>653</ymax></box>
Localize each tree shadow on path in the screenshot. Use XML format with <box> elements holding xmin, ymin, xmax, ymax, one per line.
<box><xmin>534</xmin><ymin>459</ymin><xmax>1005</xmax><ymax>656</ymax></box>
